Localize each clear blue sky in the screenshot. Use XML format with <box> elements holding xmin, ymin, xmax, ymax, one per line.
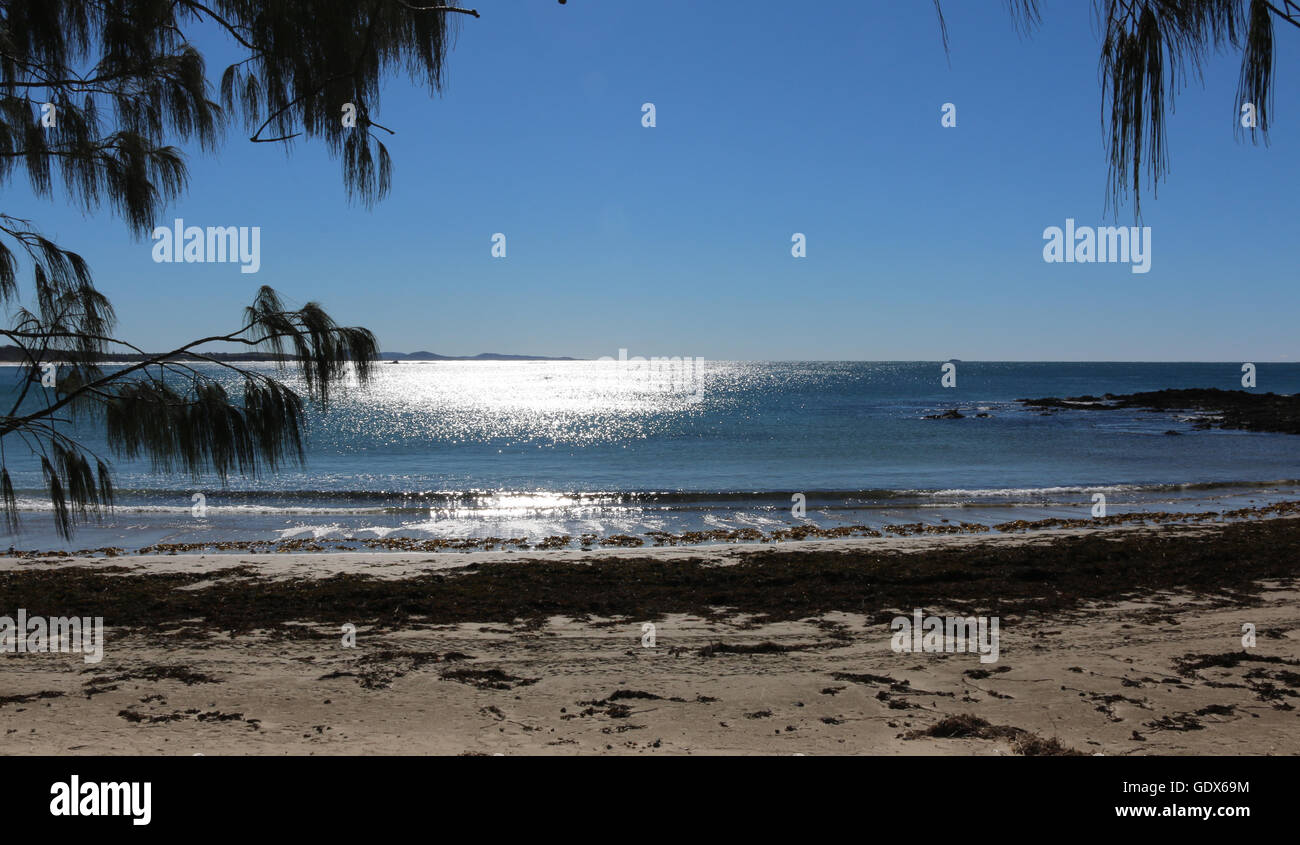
<box><xmin>9</xmin><ymin>0</ymin><xmax>1299</xmax><ymax>360</ymax></box>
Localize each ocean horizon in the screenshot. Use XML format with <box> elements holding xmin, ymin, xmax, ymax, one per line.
<box><xmin>5</xmin><ymin>359</ymin><xmax>1297</xmax><ymax>551</ymax></box>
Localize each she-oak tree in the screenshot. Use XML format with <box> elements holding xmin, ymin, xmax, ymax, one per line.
<box><xmin>935</xmin><ymin>0</ymin><xmax>1291</xmax><ymax>216</ymax></box>
<box><xmin>0</xmin><ymin>0</ymin><xmax>478</xmax><ymax>538</ymax></box>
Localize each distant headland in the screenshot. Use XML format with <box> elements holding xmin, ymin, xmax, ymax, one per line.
<box><xmin>0</xmin><ymin>345</ymin><xmax>579</xmax><ymax>364</ymax></box>
<box><xmin>380</xmin><ymin>352</ymin><xmax>581</xmax><ymax>361</ymax></box>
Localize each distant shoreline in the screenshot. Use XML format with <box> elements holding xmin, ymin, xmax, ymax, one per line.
<box><xmin>0</xmin><ymin>347</ymin><xmax>582</xmax><ymax>364</ymax></box>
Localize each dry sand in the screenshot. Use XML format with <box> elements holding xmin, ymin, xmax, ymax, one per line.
<box><xmin>2</xmin><ymin>521</ymin><xmax>1298</xmax><ymax>755</ymax></box>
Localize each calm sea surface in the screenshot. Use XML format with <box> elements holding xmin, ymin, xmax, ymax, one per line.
<box><xmin>3</xmin><ymin>361</ymin><xmax>1298</xmax><ymax>550</ymax></box>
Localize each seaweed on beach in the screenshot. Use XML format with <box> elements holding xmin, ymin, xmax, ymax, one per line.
<box><xmin>0</xmin><ymin>690</ymin><xmax>64</xmax><ymax>706</ymax></box>
<box><xmin>1144</xmin><ymin>713</ymin><xmax>1205</xmax><ymax>732</ymax></box>
<box><xmin>117</xmin><ymin>707</ymin><xmax>260</xmax><ymax>728</ymax></box>
<box><xmin>907</xmin><ymin>713</ymin><xmax>1023</xmax><ymax>740</ymax></box>
<box><xmin>696</xmin><ymin>640</ymin><xmax>835</xmax><ymax>656</ymax></box>
<box><xmin>833</xmin><ymin>671</ymin><xmax>953</xmax><ymax>699</ymax></box>
<box><xmin>605</xmin><ymin>689</ymin><xmax>662</xmax><ymax>701</ymax></box>
<box><xmin>1169</xmin><ymin>651</ymin><xmax>1300</xmax><ymax>709</ymax></box>
<box><xmin>87</xmin><ymin>664</ymin><xmax>222</xmax><ymax>686</ymax></box>
<box><xmin>319</xmin><ymin>649</ymin><xmax>475</xmax><ymax>690</ymax></box>
<box><xmin>904</xmin><ymin>713</ymin><xmax>1084</xmax><ymax>755</ymax></box>
<box><xmin>1</xmin><ymin>518</ymin><xmax>1298</xmax><ymax>633</ymax></box>
<box><xmin>439</xmin><ymin>668</ymin><xmax>538</xmax><ymax>690</ymax></box>
<box><xmin>1012</xmin><ymin>735</ymin><xmax>1086</xmax><ymax>756</ymax></box>
<box><xmin>1173</xmin><ymin>651</ymin><xmax>1300</xmax><ymax>678</ymax></box>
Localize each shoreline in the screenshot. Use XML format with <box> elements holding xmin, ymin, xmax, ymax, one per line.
<box><xmin>1</xmin><ymin>516</ymin><xmax>1298</xmax><ymax>754</ymax></box>
<box><xmin>0</xmin><ymin>512</ymin><xmax>1289</xmax><ymax>579</ymax></box>
<box><xmin>5</xmin><ymin>497</ymin><xmax>1299</xmax><ymax>559</ymax></box>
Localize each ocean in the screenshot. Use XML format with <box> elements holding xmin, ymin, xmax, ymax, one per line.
<box><xmin>3</xmin><ymin>360</ymin><xmax>1298</xmax><ymax>550</ymax></box>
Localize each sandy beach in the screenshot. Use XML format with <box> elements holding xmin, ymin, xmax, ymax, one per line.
<box><xmin>2</xmin><ymin>515</ymin><xmax>1298</xmax><ymax>755</ymax></box>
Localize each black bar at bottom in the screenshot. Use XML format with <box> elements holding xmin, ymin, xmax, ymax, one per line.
<box><xmin>6</xmin><ymin>755</ymin><xmax>1287</xmax><ymax>832</ymax></box>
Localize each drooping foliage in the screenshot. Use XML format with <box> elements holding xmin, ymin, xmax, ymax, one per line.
<box><xmin>0</xmin><ymin>0</ymin><xmax>471</xmax><ymax>538</ymax></box>
<box><xmin>935</xmin><ymin>0</ymin><xmax>1290</xmax><ymax>217</ymax></box>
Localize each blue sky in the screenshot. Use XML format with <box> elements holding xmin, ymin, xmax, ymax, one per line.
<box><xmin>8</xmin><ymin>0</ymin><xmax>1299</xmax><ymax>360</ymax></box>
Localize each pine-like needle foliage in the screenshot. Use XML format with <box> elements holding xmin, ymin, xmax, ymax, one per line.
<box><xmin>935</xmin><ymin>0</ymin><xmax>1287</xmax><ymax>218</ymax></box>
<box><xmin>1</xmin><ymin>0</ymin><xmax>470</xmax><ymax>538</ymax></box>
<box><xmin>1</xmin><ymin>274</ymin><xmax>381</xmax><ymax>540</ymax></box>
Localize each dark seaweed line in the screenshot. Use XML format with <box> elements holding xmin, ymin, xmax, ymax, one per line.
<box><xmin>1</xmin><ymin>518</ymin><xmax>1297</xmax><ymax>632</ymax></box>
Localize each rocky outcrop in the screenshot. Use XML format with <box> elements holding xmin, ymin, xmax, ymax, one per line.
<box><xmin>1019</xmin><ymin>388</ymin><xmax>1300</xmax><ymax>435</ymax></box>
